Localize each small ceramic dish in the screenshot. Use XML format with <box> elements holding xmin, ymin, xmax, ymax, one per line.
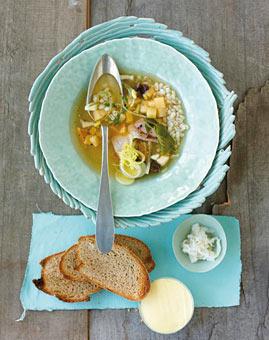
<box><xmin>172</xmin><ymin>214</ymin><xmax>227</xmax><ymax>273</ymax></box>
<box><xmin>139</xmin><ymin>277</ymin><xmax>194</xmax><ymax>334</ymax></box>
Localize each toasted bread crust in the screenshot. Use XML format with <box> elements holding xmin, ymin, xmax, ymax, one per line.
<box><xmin>33</xmin><ymin>276</ymin><xmax>90</xmax><ymax>302</ymax></box>
<box><xmin>60</xmin><ymin>243</ymin><xmax>93</xmax><ymax>282</ymax></box>
<box><xmin>34</xmin><ymin>235</ymin><xmax>154</xmax><ymax>303</ymax></box>
<box><xmin>59</xmin><ymin>245</ymin><xmax>83</xmax><ymax>281</ymax></box>
<box><xmin>33</xmin><ymin>251</ymin><xmax>96</xmax><ymax>302</ymax></box>
<box><xmin>77</xmin><ymin>236</ymin><xmax>150</xmax><ymax>301</ymax></box>
<box><xmin>60</xmin><ymin>235</ymin><xmax>155</xmax><ymax>284</ymax></box>
<box><xmin>114</xmin><ymin>235</ymin><xmax>155</xmax><ymax>273</ymax></box>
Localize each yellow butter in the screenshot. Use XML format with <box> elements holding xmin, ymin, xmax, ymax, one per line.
<box><xmin>139</xmin><ymin>278</ymin><xmax>194</xmax><ymax>334</ymax></box>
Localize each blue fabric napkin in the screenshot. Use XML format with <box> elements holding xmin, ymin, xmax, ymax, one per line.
<box><xmin>20</xmin><ymin>213</ymin><xmax>241</xmax><ymax>313</ymax></box>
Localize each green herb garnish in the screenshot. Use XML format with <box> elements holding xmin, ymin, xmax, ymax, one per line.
<box><xmin>107</xmin><ymin>111</ymin><xmax>121</xmax><ymax>125</ymax></box>
<box><xmin>113</xmin><ymin>112</ymin><xmax>121</xmax><ymax>125</ymax></box>
<box><xmin>145</xmin><ymin>119</ymin><xmax>176</xmax><ymax>154</ymax></box>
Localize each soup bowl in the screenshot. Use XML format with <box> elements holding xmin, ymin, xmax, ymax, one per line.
<box><xmin>39</xmin><ymin>37</ymin><xmax>219</xmax><ymax>217</ymax></box>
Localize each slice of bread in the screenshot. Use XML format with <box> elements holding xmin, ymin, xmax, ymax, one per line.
<box><xmin>114</xmin><ymin>235</ymin><xmax>155</xmax><ymax>273</ymax></box>
<box><xmin>60</xmin><ymin>235</ymin><xmax>155</xmax><ymax>282</ymax></box>
<box><xmin>77</xmin><ymin>236</ymin><xmax>150</xmax><ymax>301</ymax></box>
<box><xmin>59</xmin><ymin>244</ymin><xmax>89</xmax><ymax>282</ymax></box>
<box><xmin>33</xmin><ymin>251</ymin><xmax>100</xmax><ymax>302</ymax></box>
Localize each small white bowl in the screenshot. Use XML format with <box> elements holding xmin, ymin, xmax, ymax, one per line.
<box><xmin>172</xmin><ymin>214</ymin><xmax>227</xmax><ymax>273</ymax></box>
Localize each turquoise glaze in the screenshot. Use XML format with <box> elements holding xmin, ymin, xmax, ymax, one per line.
<box><xmin>39</xmin><ymin>38</ymin><xmax>219</xmax><ymax>217</ymax></box>
<box><xmin>28</xmin><ymin>17</ymin><xmax>236</xmax><ymax>227</ymax></box>
<box><xmin>20</xmin><ymin>213</ymin><xmax>241</xmax><ymax>310</ymax></box>
<box><xmin>172</xmin><ymin>214</ymin><xmax>227</xmax><ymax>272</ymax></box>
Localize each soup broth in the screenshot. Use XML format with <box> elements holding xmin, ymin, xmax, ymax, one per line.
<box><xmin>71</xmin><ymin>73</ymin><xmax>188</xmax><ymax>185</ymax></box>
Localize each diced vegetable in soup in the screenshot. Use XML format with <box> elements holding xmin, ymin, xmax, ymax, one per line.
<box><xmin>71</xmin><ymin>73</ymin><xmax>188</xmax><ymax>185</ymax></box>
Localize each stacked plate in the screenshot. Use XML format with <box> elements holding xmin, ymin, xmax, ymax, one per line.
<box><xmin>29</xmin><ymin>17</ymin><xmax>236</xmax><ymax>228</ymax></box>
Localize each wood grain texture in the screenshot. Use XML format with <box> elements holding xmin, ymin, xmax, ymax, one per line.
<box><xmin>0</xmin><ymin>1</ymin><xmax>87</xmax><ymax>340</ymax></box>
<box><xmin>89</xmin><ymin>1</ymin><xmax>269</xmax><ymax>339</ymax></box>
<box><xmin>213</xmin><ymin>82</ymin><xmax>269</xmax><ymax>340</ymax></box>
<box><xmin>86</xmin><ymin>0</ymin><xmax>91</xmax><ymax>29</ymax></box>
<box><xmin>1</xmin><ymin>0</ymin><xmax>269</xmax><ymax>339</ymax></box>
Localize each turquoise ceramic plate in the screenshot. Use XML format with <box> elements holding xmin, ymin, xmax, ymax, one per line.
<box><xmin>29</xmin><ymin>17</ymin><xmax>236</xmax><ymax>226</ymax></box>
<box><xmin>39</xmin><ymin>37</ymin><xmax>219</xmax><ymax>217</ymax></box>
<box><xmin>172</xmin><ymin>214</ymin><xmax>227</xmax><ymax>272</ymax></box>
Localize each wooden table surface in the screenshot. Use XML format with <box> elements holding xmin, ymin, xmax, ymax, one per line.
<box><xmin>1</xmin><ymin>1</ymin><xmax>268</xmax><ymax>339</ymax></box>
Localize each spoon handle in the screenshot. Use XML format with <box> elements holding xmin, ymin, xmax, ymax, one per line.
<box><xmin>96</xmin><ymin>124</ymin><xmax>115</xmax><ymax>253</ymax></box>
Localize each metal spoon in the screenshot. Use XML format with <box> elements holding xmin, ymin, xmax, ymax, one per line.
<box><xmin>85</xmin><ymin>54</ymin><xmax>123</xmax><ymax>253</ymax></box>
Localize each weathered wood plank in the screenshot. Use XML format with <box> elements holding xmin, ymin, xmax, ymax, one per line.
<box><xmin>0</xmin><ymin>1</ymin><xmax>87</xmax><ymax>339</ymax></box>
<box><xmin>89</xmin><ymin>1</ymin><xmax>269</xmax><ymax>339</ymax></box>
<box><xmin>213</xmin><ymin>82</ymin><xmax>269</xmax><ymax>340</ymax></box>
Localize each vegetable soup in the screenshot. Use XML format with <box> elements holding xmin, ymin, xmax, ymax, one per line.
<box><xmin>71</xmin><ymin>73</ymin><xmax>188</xmax><ymax>185</ymax></box>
